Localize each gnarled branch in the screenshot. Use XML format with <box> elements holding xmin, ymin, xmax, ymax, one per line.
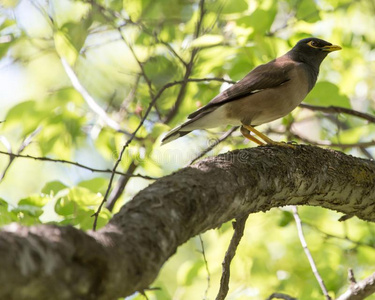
<box><xmin>1</xmin><ymin>145</ymin><xmax>375</xmax><ymax>299</ymax></box>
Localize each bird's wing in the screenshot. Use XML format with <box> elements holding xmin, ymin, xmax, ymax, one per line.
<box><xmin>188</xmin><ymin>59</ymin><xmax>294</xmax><ymax>119</ymax></box>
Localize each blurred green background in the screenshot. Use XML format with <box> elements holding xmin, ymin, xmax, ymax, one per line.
<box><xmin>0</xmin><ymin>0</ymin><xmax>375</xmax><ymax>299</ymax></box>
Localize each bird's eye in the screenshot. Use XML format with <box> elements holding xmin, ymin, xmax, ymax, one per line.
<box><xmin>307</xmin><ymin>40</ymin><xmax>320</xmax><ymax>48</ymax></box>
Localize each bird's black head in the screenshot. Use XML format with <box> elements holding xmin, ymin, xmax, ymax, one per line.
<box><xmin>288</xmin><ymin>37</ymin><xmax>341</xmax><ymax>66</ymax></box>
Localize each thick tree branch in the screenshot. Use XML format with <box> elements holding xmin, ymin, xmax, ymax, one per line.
<box><xmin>1</xmin><ymin>145</ymin><xmax>375</xmax><ymax>299</ymax></box>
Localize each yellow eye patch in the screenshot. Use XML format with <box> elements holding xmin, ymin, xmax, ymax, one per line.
<box><xmin>307</xmin><ymin>40</ymin><xmax>320</xmax><ymax>48</ymax></box>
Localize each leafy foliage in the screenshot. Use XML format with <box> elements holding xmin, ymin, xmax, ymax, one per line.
<box><xmin>1</xmin><ymin>0</ymin><xmax>375</xmax><ymax>299</ymax></box>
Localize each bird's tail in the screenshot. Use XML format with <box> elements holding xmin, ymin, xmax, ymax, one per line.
<box><xmin>161</xmin><ymin>124</ymin><xmax>192</xmax><ymax>145</ymax></box>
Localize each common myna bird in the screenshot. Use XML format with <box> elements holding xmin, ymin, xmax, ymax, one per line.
<box><xmin>161</xmin><ymin>38</ymin><xmax>341</xmax><ymax>146</ymax></box>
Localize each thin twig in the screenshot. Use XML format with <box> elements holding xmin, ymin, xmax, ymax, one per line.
<box><xmin>163</xmin><ymin>0</ymin><xmax>206</xmax><ymax>124</ymax></box>
<box><xmin>158</xmin><ymin>39</ymin><xmax>187</xmax><ymax>66</ymax></box>
<box><xmin>92</xmin><ymin>139</ymin><xmax>131</xmax><ymax>230</ymax></box>
<box><xmin>0</xmin><ymin>150</ymin><xmax>154</xmax><ymax>180</ymax></box>
<box><xmin>215</xmin><ymin>215</ymin><xmax>249</xmax><ymax>300</ymax></box>
<box><xmin>299</xmin><ymin>103</ymin><xmax>375</xmax><ymax>124</ymax></box>
<box><xmin>92</xmin><ymin>79</ymin><xmax>186</xmax><ymax>230</ymax></box>
<box><xmin>292</xmin><ymin>206</ymin><xmax>331</xmax><ymax>300</ymax></box>
<box><xmin>60</xmin><ymin>58</ymin><xmax>131</xmax><ymax>136</ymax></box>
<box><xmin>301</xmin><ymin>220</ymin><xmax>375</xmax><ymax>250</ymax></box>
<box><xmin>198</xmin><ymin>234</ymin><xmax>210</xmax><ymax>300</ymax></box>
<box><xmin>120</xmin><ymin>32</ymin><xmax>154</xmax><ymax>97</ymax></box>
<box><xmin>120</xmin><ymin>74</ymin><xmax>141</xmax><ymax>115</ymax></box>
<box><xmin>0</xmin><ymin>127</ymin><xmax>41</xmax><ymax>182</ymax></box>
<box><xmin>105</xmin><ymin>160</ymin><xmax>138</xmax><ymax>212</ymax></box>
<box><xmin>189</xmin><ymin>127</ymin><xmax>238</xmax><ymax>165</ymax></box>
<box><xmin>348</xmin><ymin>268</ymin><xmax>357</xmax><ymax>285</ymax></box>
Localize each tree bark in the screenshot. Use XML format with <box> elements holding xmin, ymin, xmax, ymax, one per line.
<box><xmin>1</xmin><ymin>145</ymin><xmax>375</xmax><ymax>299</ymax></box>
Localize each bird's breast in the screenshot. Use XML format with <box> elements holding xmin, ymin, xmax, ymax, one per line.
<box><xmin>225</xmin><ymin>63</ymin><xmax>310</xmax><ymax>126</ymax></box>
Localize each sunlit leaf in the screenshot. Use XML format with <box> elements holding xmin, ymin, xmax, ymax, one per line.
<box><xmin>190</xmin><ymin>35</ymin><xmax>224</xmax><ymax>48</ymax></box>
<box><xmin>54</xmin><ymin>30</ymin><xmax>79</xmax><ymax>65</ymax></box>
<box><xmin>304</xmin><ymin>81</ymin><xmax>351</xmax><ymax>108</ymax></box>
<box><xmin>78</xmin><ymin>178</ymin><xmax>108</xmax><ymax>194</ymax></box>
<box><xmin>18</xmin><ymin>194</ymin><xmax>50</xmax><ymax>207</ymax></box>
<box><xmin>42</xmin><ymin>181</ymin><xmax>68</xmax><ymax>195</ymax></box>
<box><xmin>221</xmin><ymin>0</ymin><xmax>248</xmax><ymax>14</ymax></box>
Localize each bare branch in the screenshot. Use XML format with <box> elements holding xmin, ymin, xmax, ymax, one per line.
<box><xmin>92</xmin><ymin>79</ymin><xmax>188</xmax><ymax>229</ymax></box>
<box><xmin>292</xmin><ymin>206</ymin><xmax>331</xmax><ymax>300</ymax></box>
<box><xmin>0</xmin><ymin>150</ymin><xmax>154</xmax><ymax>180</ymax></box>
<box><xmin>0</xmin><ymin>127</ymin><xmax>41</xmax><ymax>182</ymax></box>
<box><xmin>348</xmin><ymin>269</ymin><xmax>357</xmax><ymax>285</ymax></box>
<box><xmin>163</xmin><ymin>0</ymin><xmax>207</xmax><ymax>123</ymax></box>
<box><xmin>106</xmin><ymin>160</ymin><xmax>138</xmax><ymax>212</ymax></box>
<box><xmin>336</xmin><ymin>271</ymin><xmax>375</xmax><ymax>300</ymax></box>
<box><xmin>215</xmin><ymin>215</ymin><xmax>249</xmax><ymax>300</ymax></box>
<box><xmin>302</xmin><ymin>221</ymin><xmax>375</xmax><ymax>250</ymax></box>
<box><xmin>299</xmin><ymin>103</ymin><xmax>375</xmax><ymax>124</ymax></box>
<box><xmin>158</xmin><ymin>38</ymin><xmax>188</xmax><ymax>66</ymax></box>
<box><xmin>2</xmin><ymin>146</ymin><xmax>375</xmax><ymax>299</ymax></box>
<box><xmin>198</xmin><ymin>235</ymin><xmax>211</xmax><ymax>300</ymax></box>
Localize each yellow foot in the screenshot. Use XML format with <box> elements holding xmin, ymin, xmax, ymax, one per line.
<box><xmin>240</xmin><ymin>126</ymin><xmax>264</xmax><ymax>145</ymax></box>
<box><xmin>240</xmin><ymin>125</ymin><xmax>297</xmax><ymax>148</ymax></box>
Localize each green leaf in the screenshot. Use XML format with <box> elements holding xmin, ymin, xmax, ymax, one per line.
<box><xmin>150</xmin><ymin>123</ymin><xmax>170</xmax><ymax>139</ymax></box>
<box><xmin>54</xmin><ymin>30</ymin><xmax>79</xmax><ymax>65</ymax></box>
<box><xmin>78</xmin><ymin>178</ymin><xmax>108</xmax><ymax>194</ymax></box>
<box><xmin>0</xmin><ymin>198</ymin><xmax>9</xmax><ymax>210</ymax></box>
<box><xmin>236</xmin><ymin>7</ymin><xmax>277</xmax><ymax>37</ymax></box>
<box><xmin>177</xmin><ymin>260</ymin><xmax>204</xmax><ymax>286</ymax></box>
<box><xmin>0</xmin><ymin>37</ymin><xmax>13</xmax><ymax>60</ymax></box>
<box><xmin>0</xmin><ymin>198</ymin><xmax>17</xmax><ymax>226</ymax></box>
<box><xmin>55</xmin><ymin>197</ymin><xmax>75</xmax><ymax>216</ymax></box>
<box><xmin>143</xmin><ymin>55</ymin><xmax>180</xmax><ymax>87</ymax></box>
<box><xmin>78</xmin><ymin>208</ymin><xmax>111</xmax><ymax>230</ymax></box>
<box><xmin>18</xmin><ymin>194</ymin><xmax>50</xmax><ymax>207</ymax></box>
<box><xmin>4</xmin><ymin>100</ymin><xmax>48</xmax><ymax>135</ymax></box>
<box><xmin>60</xmin><ymin>19</ymin><xmax>91</xmax><ymax>53</ymax></box>
<box><xmin>190</xmin><ymin>35</ymin><xmax>224</xmax><ymax>48</ymax></box>
<box><xmin>278</xmin><ymin>211</ymin><xmax>294</xmax><ymax>227</ymax></box>
<box><xmin>55</xmin><ymin>198</ymin><xmax>111</xmax><ymax>230</ymax></box>
<box><xmin>41</xmin><ymin>181</ymin><xmax>68</xmax><ymax>195</ymax></box>
<box><xmin>66</xmin><ymin>186</ymin><xmax>102</xmax><ymax>206</ymax></box>
<box><xmin>304</xmin><ymin>81</ymin><xmax>351</xmax><ymax>108</ymax></box>
<box><xmin>248</xmin><ymin>8</ymin><xmax>277</xmax><ymax>35</ymax></box>
<box><xmin>296</xmin><ymin>0</ymin><xmax>320</xmax><ymax>23</ymax></box>
<box><xmin>221</xmin><ymin>0</ymin><xmax>248</xmax><ymax>14</ymax></box>
<box><xmin>12</xmin><ymin>205</ymin><xmax>43</xmax><ymax>218</ymax></box>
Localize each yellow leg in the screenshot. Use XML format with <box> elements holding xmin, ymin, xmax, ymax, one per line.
<box><xmin>241</xmin><ymin>124</ymin><xmax>295</xmax><ymax>148</ymax></box>
<box><xmin>240</xmin><ymin>126</ymin><xmax>264</xmax><ymax>145</ymax></box>
<box><xmin>242</xmin><ymin>124</ymin><xmax>275</xmax><ymax>144</ymax></box>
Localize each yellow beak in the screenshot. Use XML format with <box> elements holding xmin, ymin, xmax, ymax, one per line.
<box><xmin>322</xmin><ymin>44</ymin><xmax>342</xmax><ymax>52</ymax></box>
